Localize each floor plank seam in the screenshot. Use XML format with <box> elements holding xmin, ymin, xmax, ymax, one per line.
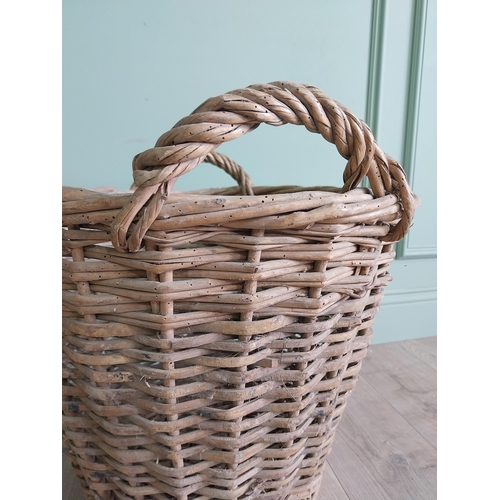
<box><xmin>359</xmin><ymin>373</ymin><xmax>437</xmax><ymax>451</ymax></box>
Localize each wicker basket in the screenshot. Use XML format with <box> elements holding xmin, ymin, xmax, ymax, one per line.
<box><xmin>62</xmin><ymin>81</ymin><xmax>419</xmax><ymax>500</ymax></box>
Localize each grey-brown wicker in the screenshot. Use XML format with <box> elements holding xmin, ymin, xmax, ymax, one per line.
<box><xmin>62</xmin><ymin>81</ymin><xmax>419</xmax><ymax>500</ymax></box>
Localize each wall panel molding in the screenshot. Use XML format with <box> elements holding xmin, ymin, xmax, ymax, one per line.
<box><xmin>365</xmin><ymin>0</ymin><xmax>386</xmax><ymax>137</ymax></box>
<box><xmin>365</xmin><ymin>1</ymin><xmax>436</xmax><ymax>262</ymax></box>
<box><xmin>383</xmin><ymin>286</ymin><xmax>436</xmax><ymax>306</ymax></box>
<box><xmin>396</xmin><ymin>0</ymin><xmax>436</xmax><ymax>259</ymax></box>
<box><xmin>362</xmin><ymin>0</ymin><xmax>386</xmax><ymax>190</ymax></box>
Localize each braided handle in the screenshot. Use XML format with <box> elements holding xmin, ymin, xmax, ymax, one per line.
<box><xmin>203</xmin><ymin>152</ymin><xmax>254</xmax><ymax>196</ymax></box>
<box><xmin>111</xmin><ymin>81</ymin><xmax>418</xmax><ymax>252</ymax></box>
<box><xmin>130</xmin><ymin>152</ymin><xmax>254</xmax><ymax>195</ymax></box>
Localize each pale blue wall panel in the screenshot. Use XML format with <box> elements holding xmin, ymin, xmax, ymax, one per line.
<box><xmin>369</xmin><ymin>0</ymin><xmax>437</xmax><ymax>342</ymax></box>
<box><xmin>63</xmin><ymin>0</ymin><xmax>373</xmax><ymax>192</ymax></box>
<box><xmin>372</xmin><ymin>256</ymin><xmax>437</xmax><ymax>342</ymax></box>
<box><xmin>405</xmin><ymin>0</ymin><xmax>437</xmax><ymax>255</ymax></box>
<box><xmin>371</xmin><ymin>296</ymin><xmax>437</xmax><ymax>344</ymax></box>
<box><xmin>375</xmin><ymin>0</ymin><xmax>414</xmax><ymax>159</ymax></box>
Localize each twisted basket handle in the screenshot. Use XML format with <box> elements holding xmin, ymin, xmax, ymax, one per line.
<box><xmin>203</xmin><ymin>152</ymin><xmax>254</xmax><ymax>196</ymax></box>
<box><xmin>111</xmin><ymin>81</ymin><xmax>419</xmax><ymax>252</ymax></box>
<box><xmin>131</xmin><ymin>151</ymin><xmax>254</xmax><ymax>195</ymax></box>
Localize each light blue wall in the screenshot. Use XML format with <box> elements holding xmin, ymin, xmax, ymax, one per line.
<box><xmin>63</xmin><ymin>0</ymin><xmax>436</xmax><ymax>344</ymax></box>
<box><xmin>63</xmin><ymin>0</ymin><xmax>373</xmax><ymax>191</ymax></box>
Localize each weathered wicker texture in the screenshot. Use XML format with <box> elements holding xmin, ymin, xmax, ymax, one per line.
<box><xmin>62</xmin><ymin>81</ymin><xmax>418</xmax><ymax>500</ymax></box>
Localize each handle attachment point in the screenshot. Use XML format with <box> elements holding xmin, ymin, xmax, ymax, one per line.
<box><xmin>112</xmin><ymin>81</ymin><xmax>418</xmax><ymax>252</ymax></box>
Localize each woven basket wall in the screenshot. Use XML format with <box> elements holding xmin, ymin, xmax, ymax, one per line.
<box><xmin>62</xmin><ymin>81</ymin><xmax>419</xmax><ymax>500</ymax></box>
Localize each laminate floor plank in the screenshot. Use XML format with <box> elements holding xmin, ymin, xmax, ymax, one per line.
<box><xmin>361</xmin><ymin>340</ymin><xmax>432</xmax><ymax>375</ymax></box>
<box><xmin>363</xmin><ymin>369</ymin><xmax>436</xmax><ymax>449</ymax></box>
<box><xmin>361</xmin><ymin>341</ymin><xmax>437</xmax><ymax>448</ymax></box>
<box><xmin>316</xmin><ymin>461</ymin><xmax>350</xmax><ymax>500</ymax></box>
<box><xmin>326</xmin><ymin>376</ymin><xmax>437</xmax><ymax>499</ymax></box>
<box><xmin>400</xmin><ymin>336</ymin><xmax>437</xmax><ymax>370</ymax></box>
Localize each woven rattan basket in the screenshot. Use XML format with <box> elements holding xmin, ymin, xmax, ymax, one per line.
<box><xmin>62</xmin><ymin>81</ymin><xmax>419</xmax><ymax>500</ymax></box>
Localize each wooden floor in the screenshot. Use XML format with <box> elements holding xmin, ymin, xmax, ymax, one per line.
<box><xmin>63</xmin><ymin>336</ymin><xmax>437</xmax><ymax>500</ymax></box>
